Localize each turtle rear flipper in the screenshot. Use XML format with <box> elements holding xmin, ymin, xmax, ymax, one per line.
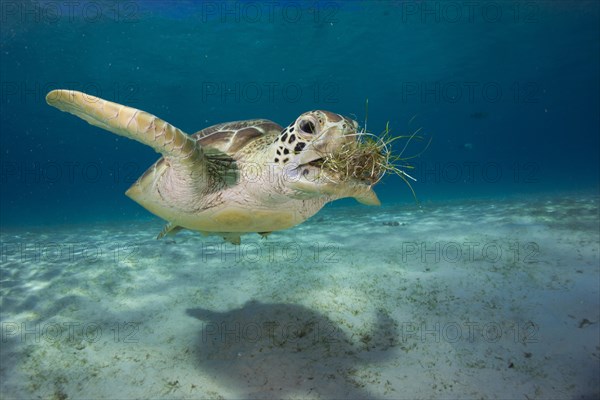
<box><xmin>157</xmin><ymin>222</ymin><xmax>184</xmax><ymax>239</ymax></box>
<box><xmin>46</xmin><ymin>90</ymin><xmax>202</xmax><ymax>165</ymax></box>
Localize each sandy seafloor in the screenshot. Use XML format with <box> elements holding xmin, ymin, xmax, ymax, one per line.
<box><xmin>1</xmin><ymin>193</ymin><xmax>599</xmax><ymax>400</ymax></box>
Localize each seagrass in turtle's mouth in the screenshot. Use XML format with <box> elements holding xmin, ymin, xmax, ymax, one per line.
<box><xmin>313</xmin><ymin>138</ymin><xmax>388</xmax><ymax>186</ymax></box>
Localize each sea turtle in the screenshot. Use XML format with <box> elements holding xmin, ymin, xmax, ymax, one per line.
<box><xmin>46</xmin><ymin>90</ymin><xmax>382</xmax><ymax>244</ymax></box>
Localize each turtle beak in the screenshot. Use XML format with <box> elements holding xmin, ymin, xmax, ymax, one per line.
<box><xmin>295</xmin><ymin>148</ymin><xmax>324</xmax><ymax>166</ymax></box>
<box><xmin>295</xmin><ymin>128</ymin><xmax>355</xmax><ymax>166</ymax></box>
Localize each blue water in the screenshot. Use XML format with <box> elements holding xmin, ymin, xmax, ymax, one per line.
<box><xmin>1</xmin><ymin>0</ymin><xmax>598</xmax><ymax>226</ymax></box>
<box><xmin>1</xmin><ymin>2</ymin><xmax>600</xmax><ymax>399</ymax></box>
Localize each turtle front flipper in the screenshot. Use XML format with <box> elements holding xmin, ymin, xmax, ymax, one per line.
<box><xmin>46</xmin><ymin>90</ymin><xmax>202</xmax><ymax>164</ymax></box>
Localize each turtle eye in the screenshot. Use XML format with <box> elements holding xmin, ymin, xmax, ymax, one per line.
<box><xmin>298</xmin><ymin>119</ymin><xmax>316</xmax><ymax>135</ymax></box>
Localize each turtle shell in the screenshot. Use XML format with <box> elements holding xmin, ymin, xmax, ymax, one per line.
<box><xmin>127</xmin><ymin>119</ymin><xmax>283</xmax><ymax>197</ymax></box>
<box><xmin>192</xmin><ymin>119</ymin><xmax>282</xmax><ymax>157</ymax></box>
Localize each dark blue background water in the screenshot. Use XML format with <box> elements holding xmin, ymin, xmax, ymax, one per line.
<box><xmin>1</xmin><ymin>1</ymin><xmax>598</xmax><ymax>227</ymax></box>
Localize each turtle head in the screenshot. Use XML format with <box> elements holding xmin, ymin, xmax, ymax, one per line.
<box><xmin>273</xmin><ymin>110</ymin><xmax>381</xmax><ymax>206</ymax></box>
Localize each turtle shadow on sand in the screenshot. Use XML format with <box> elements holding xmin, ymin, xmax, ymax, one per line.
<box><xmin>186</xmin><ymin>301</ymin><xmax>400</xmax><ymax>399</ymax></box>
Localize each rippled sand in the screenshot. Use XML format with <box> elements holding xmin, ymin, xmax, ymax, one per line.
<box><xmin>1</xmin><ymin>193</ymin><xmax>598</xmax><ymax>399</ymax></box>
